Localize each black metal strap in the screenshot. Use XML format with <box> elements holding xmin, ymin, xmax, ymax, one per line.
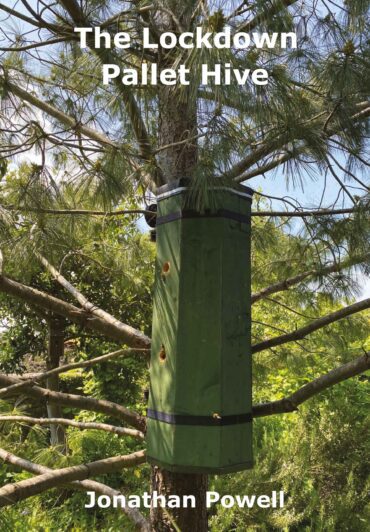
<box><xmin>147</xmin><ymin>409</ymin><xmax>252</xmax><ymax>426</ymax></box>
<box><xmin>156</xmin><ymin>209</ymin><xmax>250</xmax><ymax>226</ymax></box>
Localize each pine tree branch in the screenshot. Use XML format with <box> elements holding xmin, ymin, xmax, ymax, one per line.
<box><xmin>36</xmin><ymin>252</ymin><xmax>150</xmax><ymax>348</ymax></box>
<box><xmin>252</xmin><ymin>207</ymin><xmax>359</xmax><ymax>217</ymax></box>
<box><xmin>0</xmin><ymin>76</ymin><xmax>116</xmax><ymax>148</ymax></box>
<box><xmin>0</xmin><ymin>448</ymin><xmax>150</xmax><ymax>530</ymax></box>
<box><xmin>0</xmin><ymin>275</ymin><xmax>151</xmax><ymax>348</ymax></box>
<box><xmin>2</xmin><ymin>205</ymin><xmax>153</xmax><ymax>217</ymax></box>
<box><xmin>224</xmin><ymin>137</ymin><xmax>297</xmax><ymax>181</ymax></box>
<box><xmin>0</xmin><ymin>347</ymin><xmax>149</xmax><ymax>398</ymax></box>
<box><xmin>0</xmin><ymin>449</ymin><xmax>146</xmax><ymax>507</ymax></box>
<box><xmin>224</xmin><ymin>105</ymin><xmax>370</xmax><ymax>181</ymax></box>
<box><xmin>252</xmin><ymin>298</ymin><xmax>370</xmax><ymax>354</ymax></box>
<box><xmin>252</xmin><ymin>353</ymin><xmax>370</xmax><ymax>417</ymax></box>
<box><xmin>236</xmin><ymin>0</ymin><xmax>299</xmax><ymax>32</ymax></box>
<box><xmin>0</xmin><ymin>37</ymin><xmax>72</xmax><ymax>52</ymax></box>
<box><xmin>57</xmin><ymin>0</ymin><xmax>86</xmax><ymax>24</ymax></box>
<box><xmin>0</xmin><ymin>373</ymin><xmax>145</xmax><ymax>431</ymax></box>
<box><xmin>251</xmin><ymin>255</ymin><xmax>369</xmax><ymax>303</ymax></box>
<box><xmin>352</xmin><ymin>105</ymin><xmax>370</xmax><ymax>122</ymax></box>
<box><xmin>2</xmin><ymin>352</ymin><xmax>367</xmax><ymax>509</ymax></box>
<box><xmin>0</xmin><ymin>3</ymin><xmax>62</xmax><ymax>31</ymax></box>
<box><xmin>234</xmin><ymin>151</ymin><xmax>294</xmax><ymax>181</ymax></box>
<box><xmin>100</xmin><ymin>5</ymin><xmax>154</xmax><ymax>29</ymax></box>
<box><xmin>0</xmin><ymin>204</ymin><xmax>359</xmax><ymax>218</ymax></box>
<box><xmin>0</xmin><ymin>416</ymin><xmax>144</xmax><ymax>439</ymax></box>
<box><xmin>58</xmin><ymin>0</ymin><xmax>161</xmax><ymax>183</ymax></box>
<box><xmin>241</xmin><ymin>143</ymin><xmax>369</xmax><ymax>186</ymax></box>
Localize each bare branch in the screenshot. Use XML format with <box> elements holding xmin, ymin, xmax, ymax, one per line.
<box><xmin>252</xmin><ymin>207</ymin><xmax>360</xmax><ymax>218</ymax></box>
<box><xmin>0</xmin><ymin>275</ymin><xmax>151</xmax><ymax>348</ymax></box>
<box><xmin>2</xmin><ymin>205</ymin><xmax>153</xmax><ymax>217</ymax></box>
<box><xmin>100</xmin><ymin>5</ymin><xmax>154</xmax><ymax>29</ymax></box>
<box><xmin>36</xmin><ymin>253</ymin><xmax>150</xmax><ymax>348</ymax></box>
<box><xmin>0</xmin><ymin>76</ymin><xmax>117</xmax><ymax>148</ymax></box>
<box><xmin>0</xmin><ymin>204</ymin><xmax>361</xmax><ymax>219</ymax></box>
<box><xmin>0</xmin><ymin>449</ymin><xmax>146</xmax><ymax>507</ymax></box>
<box><xmin>0</xmin><ymin>37</ymin><xmax>70</xmax><ymax>52</ymax></box>
<box><xmin>0</xmin><ymin>373</ymin><xmax>146</xmax><ymax>431</ymax></box>
<box><xmin>2</xmin><ymin>352</ymin><xmax>367</xmax><ymax>510</ymax></box>
<box><xmin>0</xmin><ymin>448</ymin><xmax>150</xmax><ymax>530</ymax></box>
<box><xmin>0</xmin><ymin>2</ymin><xmax>61</xmax><ymax>30</ymax></box>
<box><xmin>0</xmin><ymin>416</ymin><xmax>144</xmax><ymax>439</ymax></box>
<box><xmin>252</xmin><ymin>255</ymin><xmax>369</xmax><ymax>303</ymax></box>
<box><xmin>253</xmin><ymin>353</ymin><xmax>370</xmax><ymax>417</ymax></box>
<box><xmin>252</xmin><ymin>298</ymin><xmax>370</xmax><ymax>354</ymax></box>
<box><xmin>0</xmin><ymin>347</ymin><xmax>149</xmax><ymax>398</ymax></box>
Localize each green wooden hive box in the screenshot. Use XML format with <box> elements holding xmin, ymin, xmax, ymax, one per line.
<box><xmin>146</xmin><ymin>179</ymin><xmax>253</xmax><ymax>474</ymax></box>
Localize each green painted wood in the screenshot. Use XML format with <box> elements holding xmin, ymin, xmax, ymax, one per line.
<box><xmin>147</xmin><ymin>184</ymin><xmax>253</xmax><ymax>473</ymax></box>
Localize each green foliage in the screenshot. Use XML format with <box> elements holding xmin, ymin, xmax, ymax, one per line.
<box><xmin>0</xmin><ymin>193</ymin><xmax>368</xmax><ymax>528</ymax></box>
<box><xmin>210</xmin><ymin>379</ymin><xmax>369</xmax><ymax>531</ymax></box>
<box><xmin>1</xmin><ymin>495</ymin><xmax>141</xmax><ymax>531</ymax></box>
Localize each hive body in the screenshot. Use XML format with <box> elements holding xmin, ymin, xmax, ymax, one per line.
<box><xmin>147</xmin><ymin>181</ymin><xmax>253</xmax><ymax>473</ymax></box>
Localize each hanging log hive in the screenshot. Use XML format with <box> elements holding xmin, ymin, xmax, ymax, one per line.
<box><xmin>147</xmin><ymin>179</ymin><xmax>253</xmax><ymax>473</ymax></box>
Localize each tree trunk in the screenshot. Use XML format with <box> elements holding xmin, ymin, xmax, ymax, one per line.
<box><xmin>156</xmin><ymin>4</ymin><xmax>198</xmax><ymax>182</ymax></box>
<box><xmin>157</xmin><ymin>82</ymin><xmax>198</xmax><ymax>181</ymax></box>
<box><xmin>46</xmin><ymin>316</ymin><xmax>67</xmax><ymax>451</ymax></box>
<box><xmin>150</xmin><ymin>467</ymin><xmax>208</xmax><ymax>531</ymax></box>
<box><xmin>150</xmin><ymin>3</ymin><xmax>207</xmax><ymax>530</ymax></box>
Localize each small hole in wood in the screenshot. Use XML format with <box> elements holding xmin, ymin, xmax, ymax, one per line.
<box><xmin>159</xmin><ymin>345</ymin><xmax>166</xmax><ymax>362</ymax></box>
<box><xmin>162</xmin><ymin>262</ymin><xmax>170</xmax><ymax>275</ymax></box>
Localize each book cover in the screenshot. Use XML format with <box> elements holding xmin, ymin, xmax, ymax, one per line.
<box><xmin>0</xmin><ymin>1</ymin><xmax>369</xmax><ymax>530</ymax></box>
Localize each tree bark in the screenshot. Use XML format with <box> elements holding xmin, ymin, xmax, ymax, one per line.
<box><xmin>0</xmin><ymin>275</ymin><xmax>151</xmax><ymax>347</ymax></box>
<box><xmin>157</xmin><ymin>81</ymin><xmax>198</xmax><ymax>181</ymax></box>
<box><xmin>46</xmin><ymin>316</ymin><xmax>67</xmax><ymax>450</ymax></box>
<box><xmin>150</xmin><ymin>467</ymin><xmax>208</xmax><ymax>531</ymax></box>
<box><xmin>156</xmin><ymin>4</ymin><xmax>198</xmax><ymax>182</ymax></box>
<box><xmin>150</xmin><ymin>3</ymin><xmax>208</xmax><ymax>530</ymax></box>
